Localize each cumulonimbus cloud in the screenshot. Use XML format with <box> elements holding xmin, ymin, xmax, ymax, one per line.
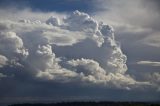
<box><xmin>0</xmin><ymin>10</ymin><xmax>157</xmax><ymax>90</ymax></box>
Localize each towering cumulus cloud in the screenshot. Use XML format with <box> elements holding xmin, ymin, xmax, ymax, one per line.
<box><xmin>0</xmin><ymin>10</ymin><xmax>155</xmax><ymax>93</ymax></box>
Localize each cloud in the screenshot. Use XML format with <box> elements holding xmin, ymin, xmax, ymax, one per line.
<box><xmin>0</xmin><ymin>55</ymin><xmax>8</xmax><ymax>68</ymax></box>
<box><xmin>141</xmin><ymin>32</ymin><xmax>160</xmax><ymax>47</ymax></box>
<box><xmin>92</xmin><ymin>1</ymin><xmax>160</xmax><ymax>91</ymax></box>
<box><xmin>46</xmin><ymin>16</ymin><xmax>60</xmax><ymax>26</ymax></box>
<box><xmin>93</xmin><ymin>0</ymin><xmax>160</xmax><ymax>50</ymax></box>
<box><xmin>94</xmin><ymin>0</ymin><xmax>160</xmax><ymax>28</ymax></box>
<box><xmin>0</xmin><ymin>8</ymin><xmax>159</xmax><ymax>102</ymax></box>
<box><xmin>0</xmin><ymin>9</ymin><xmax>136</xmax><ymax>87</ymax></box>
<box><xmin>0</xmin><ymin>55</ymin><xmax>7</xmax><ymax>80</ymax></box>
<box><xmin>0</xmin><ymin>31</ymin><xmax>28</xmax><ymax>58</ymax></box>
<box><xmin>137</xmin><ymin>61</ymin><xmax>160</xmax><ymax>66</ymax></box>
<box><xmin>0</xmin><ymin>73</ymin><xmax>6</xmax><ymax>79</ymax></box>
<box><xmin>67</xmin><ymin>58</ymin><xmax>150</xmax><ymax>90</ymax></box>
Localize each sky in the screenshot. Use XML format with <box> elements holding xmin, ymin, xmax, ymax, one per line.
<box><xmin>0</xmin><ymin>0</ymin><xmax>160</xmax><ymax>104</ymax></box>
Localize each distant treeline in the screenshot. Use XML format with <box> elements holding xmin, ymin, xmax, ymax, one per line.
<box><xmin>9</xmin><ymin>102</ymin><xmax>160</xmax><ymax>106</ymax></box>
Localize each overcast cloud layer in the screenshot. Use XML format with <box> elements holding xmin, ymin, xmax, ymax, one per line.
<box><xmin>0</xmin><ymin>0</ymin><xmax>160</xmax><ymax>103</ymax></box>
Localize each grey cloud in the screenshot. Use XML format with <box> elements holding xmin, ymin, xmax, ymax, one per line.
<box><xmin>0</xmin><ymin>73</ymin><xmax>6</xmax><ymax>79</ymax></box>
<box><xmin>0</xmin><ymin>55</ymin><xmax>8</xmax><ymax>80</ymax></box>
<box><xmin>0</xmin><ymin>55</ymin><xmax>8</xmax><ymax>68</ymax></box>
<box><xmin>141</xmin><ymin>32</ymin><xmax>160</xmax><ymax>47</ymax></box>
<box><xmin>46</xmin><ymin>16</ymin><xmax>60</xmax><ymax>26</ymax></box>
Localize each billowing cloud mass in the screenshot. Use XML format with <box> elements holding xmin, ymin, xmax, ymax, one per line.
<box><xmin>0</xmin><ymin>7</ymin><xmax>160</xmax><ymax>102</ymax></box>
<box><xmin>0</xmin><ymin>31</ymin><xmax>28</xmax><ymax>58</ymax></box>
<box><xmin>0</xmin><ymin>10</ymin><xmax>155</xmax><ymax>89</ymax></box>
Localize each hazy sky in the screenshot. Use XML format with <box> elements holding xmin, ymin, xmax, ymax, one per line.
<box><xmin>0</xmin><ymin>0</ymin><xmax>160</xmax><ymax>104</ymax></box>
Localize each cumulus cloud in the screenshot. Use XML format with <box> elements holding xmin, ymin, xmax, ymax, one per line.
<box><xmin>68</xmin><ymin>58</ymin><xmax>151</xmax><ymax>89</ymax></box>
<box><xmin>0</xmin><ymin>9</ymin><xmax>157</xmax><ymax>92</ymax></box>
<box><xmin>92</xmin><ymin>1</ymin><xmax>160</xmax><ymax>92</ymax></box>
<box><xmin>0</xmin><ymin>31</ymin><xmax>28</xmax><ymax>58</ymax></box>
<box><xmin>93</xmin><ymin>0</ymin><xmax>160</xmax><ymax>58</ymax></box>
<box><xmin>67</xmin><ymin>58</ymin><xmax>107</xmax><ymax>82</ymax></box>
<box><xmin>46</xmin><ymin>16</ymin><xmax>60</xmax><ymax>26</ymax></box>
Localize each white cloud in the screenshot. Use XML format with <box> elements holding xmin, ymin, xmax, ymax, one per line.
<box><xmin>67</xmin><ymin>58</ymin><xmax>150</xmax><ymax>89</ymax></box>
<box><xmin>0</xmin><ymin>31</ymin><xmax>28</xmax><ymax>59</ymax></box>
<box><xmin>91</xmin><ymin>1</ymin><xmax>160</xmax><ymax>91</ymax></box>
<box><xmin>137</xmin><ymin>61</ymin><xmax>160</xmax><ymax>66</ymax></box>
<box><xmin>65</xmin><ymin>10</ymin><xmax>98</xmax><ymax>32</ymax></box>
<box><xmin>42</xmin><ymin>29</ymin><xmax>86</xmax><ymax>46</ymax></box>
<box><xmin>0</xmin><ymin>9</ymin><xmax>155</xmax><ymax>90</ymax></box>
<box><xmin>67</xmin><ymin>58</ymin><xmax>107</xmax><ymax>80</ymax></box>
<box><xmin>0</xmin><ymin>8</ymin><xmax>65</xmax><ymax>22</ymax></box>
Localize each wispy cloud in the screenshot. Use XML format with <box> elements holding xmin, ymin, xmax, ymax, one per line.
<box><xmin>137</xmin><ymin>61</ymin><xmax>160</xmax><ymax>66</ymax></box>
